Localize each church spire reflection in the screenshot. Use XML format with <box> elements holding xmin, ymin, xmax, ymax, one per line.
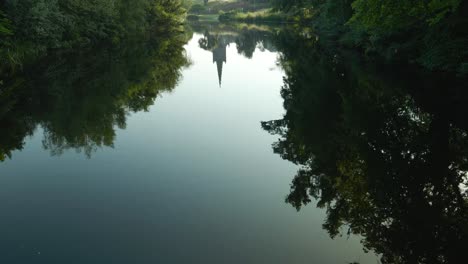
<box><xmin>212</xmin><ymin>40</ymin><xmax>227</xmax><ymax>87</ymax></box>
<box><xmin>196</xmin><ymin>25</ymin><xmax>277</xmax><ymax>88</ymax></box>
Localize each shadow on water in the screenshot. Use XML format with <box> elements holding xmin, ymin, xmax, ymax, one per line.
<box><xmin>261</xmin><ymin>26</ymin><xmax>468</xmax><ymax>263</ymax></box>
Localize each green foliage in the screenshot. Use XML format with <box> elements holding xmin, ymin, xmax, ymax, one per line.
<box><xmin>0</xmin><ymin>0</ymin><xmax>187</xmax><ymax>73</ymax></box>
<box><xmin>349</xmin><ymin>0</ymin><xmax>467</xmax><ymax>74</ymax></box>
<box><xmin>271</xmin><ymin>0</ymin><xmax>309</xmax><ymax>11</ymax></box>
<box><xmin>218</xmin><ymin>9</ymin><xmax>288</xmax><ymax>23</ymax></box>
<box><xmin>0</xmin><ymin>10</ymin><xmax>12</xmax><ymax>36</ymax></box>
<box><xmin>272</xmin><ymin>0</ymin><xmax>468</xmax><ymax>75</ymax></box>
<box><xmin>348</xmin><ymin>0</ymin><xmax>462</xmax><ymax>37</ymax></box>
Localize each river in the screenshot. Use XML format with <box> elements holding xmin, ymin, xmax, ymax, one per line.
<box><xmin>0</xmin><ymin>22</ymin><xmax>466</xmax><ymax>264</ymax></box>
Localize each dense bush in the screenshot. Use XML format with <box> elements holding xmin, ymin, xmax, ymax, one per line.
<box><xmin>272</xmin><ymin>0</ymin><xmax>468</xmax><ymax>75</ymax></box>
<box><xmin>0</xmin><ymin>0</ymin><xmax>187</xmax><ymax>73</ymax></box>
<box><xmin>0</xmin><ymin>10</ymin><xmax>12</xmax><ymax>36</ymax></box>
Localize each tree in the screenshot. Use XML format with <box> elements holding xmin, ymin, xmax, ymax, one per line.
<box><xmin>272</xmin><ymin>0</ymin><xmax>468</xmax><ymax>75</ymax></box>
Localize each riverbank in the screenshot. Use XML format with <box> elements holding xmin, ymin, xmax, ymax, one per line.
<box><xmin>188</xmin><ymin>0</ymin><xmax>275</xmax><ymax>23</ymax></box>
<box><xmin>218</xmin><ymin>9</ymin><xmax>288</xmax><ymax>23</ymax></box>
<box><xmin>189</xmin><ymin>7</ymin><xmax>313</xmax><ymax>24</ymax></box>
<box><xmin>218</xmin><ymin>8</ymin><xmax>315</xmax><ymax>24</ymax></box>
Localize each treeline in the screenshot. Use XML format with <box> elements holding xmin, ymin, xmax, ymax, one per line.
<box><xmin>272</xmin><ymin>0</ymin><xmax>468</xmax><ymax>75</ymax></box>
<box><xmin>0</xmin><ymin>0</ymin><xmax>188</xmax><ymax>75</ymax></box>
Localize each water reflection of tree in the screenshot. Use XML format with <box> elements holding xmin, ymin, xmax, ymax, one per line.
<box><xmin>0</xmin><ymin>32</ymin><xmax>189</xmax><ymax>159</ymax></box>
<box><xmin>263</xmin><ymin>28</ymin><xmax>468</xmax><ymax>264</ymax></box>
<box><xmin>195</xmin><ymin>24</ymin><xmax>277</xmax><ymax>58</ymax></box>
<box><xmin>195</xmin><ymin>24</ymin><xmax>279</xmax><ymax>87</ymax></box>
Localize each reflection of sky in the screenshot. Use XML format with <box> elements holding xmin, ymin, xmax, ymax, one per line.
<box><xmin>0</xmin><ymin>34</ymin><xmax>377</xmax><ymax>264</ymax></box>
<box><xmin>186</xmin><ymin>33</ymin><xmax>283</xmax><ymax>88</ymax></box>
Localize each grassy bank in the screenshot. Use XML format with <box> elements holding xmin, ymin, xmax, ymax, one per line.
<box><xmin>188</xmin><ymin>0</ymin><xmax>274</xmax><ymax>22</ymax></box>
<box><xmin>191</xmin><ymin>4</ymin><xmax>315</xmax><ymax>24</ymax></box>
<box><xmin>218</xmin><ymin>9</ymin><xmax>291</xmax><ymax>23</ymax></box>
<box><xmin>190</xmin><ymin>0</ymin><xmax>269</xmax><ymax>14</ymax></box>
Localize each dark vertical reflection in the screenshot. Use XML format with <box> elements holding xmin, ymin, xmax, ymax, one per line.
<box><xmin>262</xmin><ymin>27</ymin><xmax>468</xmax><ymax>263</ymax></box>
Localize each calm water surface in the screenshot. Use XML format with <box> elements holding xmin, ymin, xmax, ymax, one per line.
<box><xmin>0</xmin><ymin>25</ymin><xmax>377</xmax><ymax>263</ymax></box>
<box><xmin>1</xmin><ymin>23</ymin><xmax>467</xmax><ymax>264</ymax></box>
